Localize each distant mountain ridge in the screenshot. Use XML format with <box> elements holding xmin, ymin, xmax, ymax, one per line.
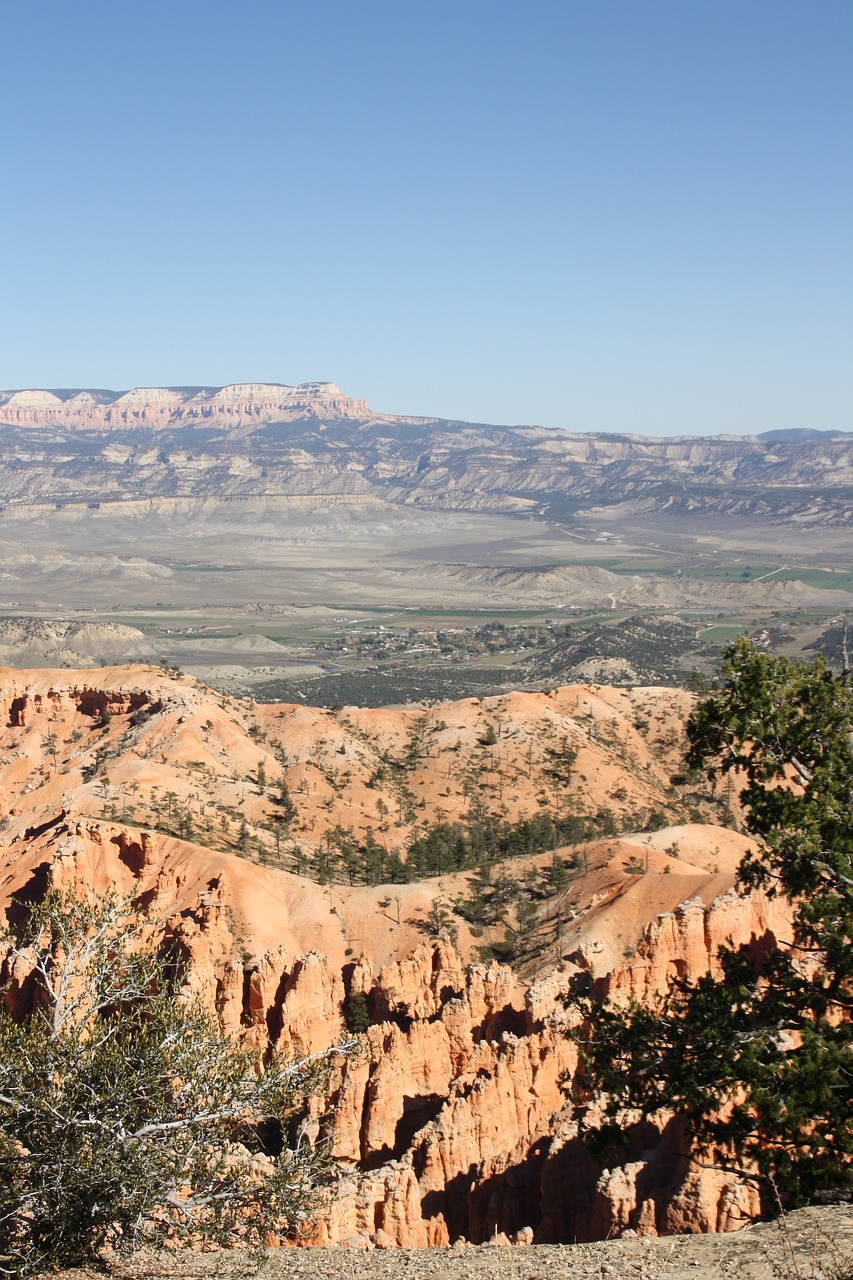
<box><xmin>0</xmin><ymin>382</ymin><xmax>850</xmax><ymax>524</ymax></box>
<box><xmin>758</xmin><ymin>427</ymin><xmax>850</xmax><ymax>442</ymax></box>
<box><xmin>0</xmin><ymin>382</ymin><xmax>369</xmax><ymax>429</ymax></box>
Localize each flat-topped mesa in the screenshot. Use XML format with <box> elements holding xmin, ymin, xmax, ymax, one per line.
<box><xmin>0</xmin><ymin>382</ymin><xmax>370</xmax><ymax>430</ymax></box>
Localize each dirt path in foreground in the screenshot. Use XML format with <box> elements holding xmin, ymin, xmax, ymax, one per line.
<box><xmin>49</xmin><ymin>1206</ymin><xmax>853</xmax><ymax>1280</ymax></box>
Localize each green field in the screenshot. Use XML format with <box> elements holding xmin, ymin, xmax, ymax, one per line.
<box><xmin>684</xmin><ymin>564</ymin><xmax>853</xmax><ymax>590</ymax></box>
<box><xmin>773</xmin><ymin>568</ymin><xmax>853</xmax><ymax>591</ymax></box>
<box><xmin>527</xmin><ymin>558</ymin><xmax>853</xmax><ymax>589</ymax></box>
<box><xmin>170</xmin><ymin>565</ymin><xmax>244</xmax><ymax>573</ymax></box>
<box><xmin>526</xmin><ymin>556</ymin><xmax>679</xmax><ymax>575</ymax></box>
<box><xmin>685</xmin><ymin>563</ymin><xmax>780</xmax><ymax>583</ymax></box>
<box><xmin>594</xmin><ymin>558</ymin><xmax>679</xmax><ymax>575</ymax></box>
<box><xmin>698</xmin><ymin>624</ymin><xmax>751</xmax><ymax>643</ymax></box>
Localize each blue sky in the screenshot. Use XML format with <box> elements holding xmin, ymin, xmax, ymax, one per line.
<box><xmin>1</xmin><ymin>0</ymin><xmax>850</xmax><ymax>435</ymax></box>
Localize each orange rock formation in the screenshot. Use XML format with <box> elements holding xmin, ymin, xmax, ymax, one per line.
<box><xmin>0</xmin><ymin>664</ymin><xmax>782</xmax><ymax>1245</ymax></box>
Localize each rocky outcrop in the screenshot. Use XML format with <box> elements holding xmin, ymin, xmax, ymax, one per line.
<box><xmin>0</xmin><ymin>383</ymin><xmax>369</xmax><ymax>430</ymax></box>
<box><xmin>0</xmin><ymin>807</ymin><xmax>786</xmax><ymax>1247</ymax></box>
<box><xmin>2</xmin><ymin>680</ymin><xmax>153</xmax><ymax>728</ymax></box>
<box><xmin>598</xmin><ymin>887</ymin><xmax>792</xmax><ymax>1003</ymax></box>
<box><xmin>189</xmin><ymin>898</ymin><xmax>780</xmax><ymax>1250</ymax></box>
<box><xmin>315</xmin><ymin>878</ymin><xmax>783</xmax><ymax>1249</ymax></box>
<box><xmin>316</xmin><ymin>875</ymin><xmax>785</xmax><ymax>1248</ymax></box>
<box><xmin>0</xmin><ymin>664</ymin><xmax>798</xmax><ymax>1247</ymax></box>
<box><xmin>537</xmin><ymin>1128</ymin><xmax>762</xmax><ymax>1242</ymax></box>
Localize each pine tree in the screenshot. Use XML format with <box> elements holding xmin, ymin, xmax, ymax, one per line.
<box><xmin>0</xmin><ymin>886</ymin><xmax>353</xmax><ymax>1275</ymax></box>
<box><xmin>573</xmin><ymin>638</ymin><xmax>853</xmax><ymax>1210</ymax></box>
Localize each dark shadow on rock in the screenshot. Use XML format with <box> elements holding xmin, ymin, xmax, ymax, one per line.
<box><xmin>23</xmin><ymin>811</ymin><xmax>65</xmax><ymax>843</ymax></box>
<box><xmin>393</xmin><ymin>1093</ymin><xmax>445</xmax><ymax>1159</ymax></box>
<box><xmin>5</xmin><ymin>861</ymin><xmax>51</xmax><ymax>936</ymax></box>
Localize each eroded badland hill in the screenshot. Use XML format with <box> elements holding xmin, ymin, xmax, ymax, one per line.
<box><xmin>1</xmin><ymin>663</ymin><xmax>794</xmax><ymax>1250</ymax></box>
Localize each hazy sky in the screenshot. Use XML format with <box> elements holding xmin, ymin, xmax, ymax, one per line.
<box><xmin>1</xmin><ymin>1</ymin><xmax>850</xmax><ymax>435</ymax></box>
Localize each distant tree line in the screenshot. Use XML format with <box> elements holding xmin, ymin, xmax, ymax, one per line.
<box><xmin>304</xmin><ymin>806</ymin><xmax>622</xmax><ymax>887</ymax></box>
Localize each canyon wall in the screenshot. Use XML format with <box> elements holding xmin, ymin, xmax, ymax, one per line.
<box><xmin>0</xmin><ymin>665</ymin><xmax>791</xmax><ymax>1246</ymax></box>
<box><xmin>0</xmin><ymin>817</ymin><xmax>786</xmax><ymax>1248</ymax></box>
<box><xmin>0</xmin><ymin>383</ymin><xmax>369</xmax><ymax>430</ymax></box>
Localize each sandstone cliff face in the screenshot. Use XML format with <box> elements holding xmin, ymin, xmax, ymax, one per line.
<box><xmin>0</xmin><ymin>665</ymin><xmax>788</xmax><ymax>1246</ymax></box>
<box><xmin>597</xmin><ymin>887</ymin><xmax>791</xmax><ymax>1003</ymax></box>
<box><xmin>0</xmin><ymin>383</ymin><xmax>369</xmax><ymax>430</ymax></box>
<box><xmin>316</xmin><ymin>878</ymin><xmax>782</xmax><ymax>1248</ymax></box>
<box><xmin>0</xmin><ymin>815</ymin><xmax>779</xmax><ymax>1248</ymax></box>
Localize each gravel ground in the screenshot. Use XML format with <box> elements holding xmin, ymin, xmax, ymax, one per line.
<box><xmin>46</xmin><ymin>1206</ymin><xmax>853</xmax><ymax>1280</ymax></box>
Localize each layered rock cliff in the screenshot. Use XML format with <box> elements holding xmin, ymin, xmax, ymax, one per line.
<box><xmin>0</xmin><ymin>384</ymin><xmax>850</xmax><ymax>524</ymax></box>
<box><xmin>0</xmin><ymin>815</ymin><xmax>783</xmax><ymax>1246</ymax></box>
<box><xmin>0</xmin><ymin>383</ymin><xmax>369</xmax><ymax>430</ymax></box>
